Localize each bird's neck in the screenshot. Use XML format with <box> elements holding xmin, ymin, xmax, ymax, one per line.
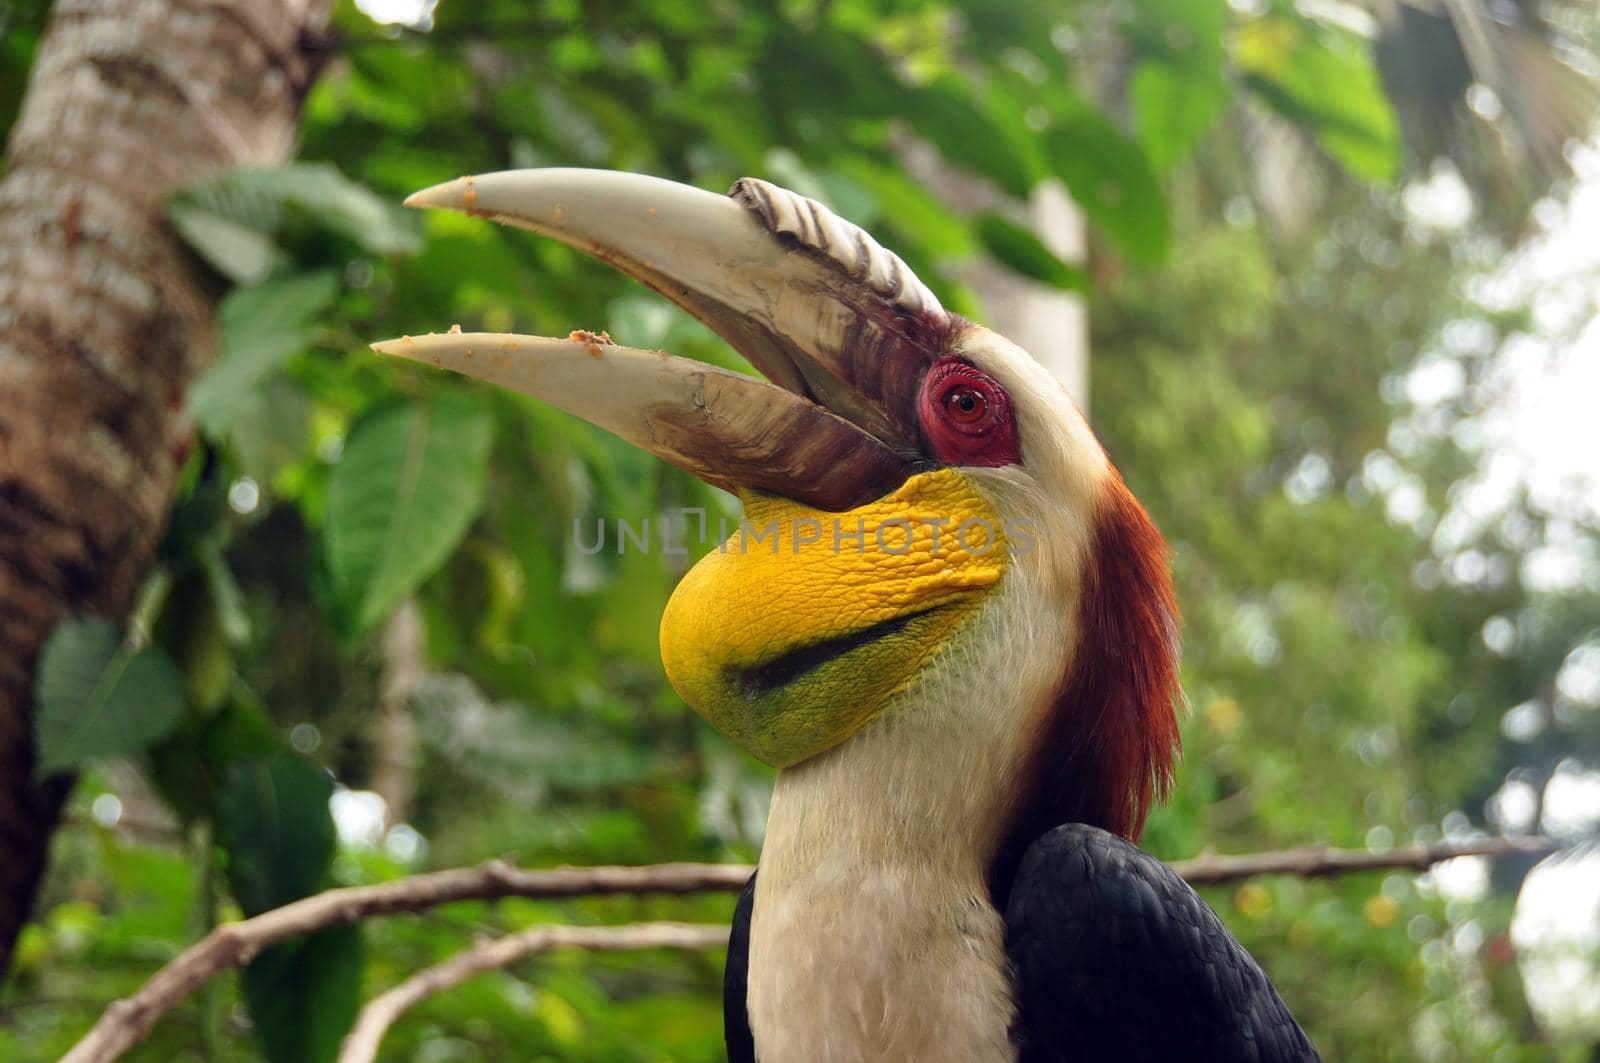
<box><xmin>746</xmin><ymin>615</ymin><xmax>1063</xmax><ymax>1062</ymax></box>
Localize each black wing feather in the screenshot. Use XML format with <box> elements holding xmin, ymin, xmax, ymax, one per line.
<box><xmin>1005</xmin><ymin>824</ymin><xmax>1319</xmax><ymax>1063</ymax></box>
<box><xmin>724</xmin><ymin>871</ymin><xmax>757</xmax><ymax>1063</ymax></box>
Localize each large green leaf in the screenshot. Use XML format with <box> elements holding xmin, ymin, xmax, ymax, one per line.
<box><xmin>1123</xmin><ymin>0</ymin><xmax>1227</xmax><ymax>67</ymax></box>
<box><xmin>226</xmin><ymin>376</ymin><xmax>312</xmax><ymax>486</ymax></box>
<box><xmin>1124</xmin><ymin>0</ymin><xmax>1230</xmax><ymax>177</ymax></box>
<box><xmin>170</xmin><ymin>162</ymin><xmax>422</xmax><ymax>261</ymax></box>
<box><xmin>242</xmin><ymin>927</ymin><xmax>362</xmax><ymax>1063</ymax></box>
<box><xmin>241</xmin><ymin>163</ymin><xmax>423</xmax><ymax>255</ymax></box>
<box><xmin>164</xmin><ymin>204</ymin><xmax>287</xmax><ymax>285</ymax></box>
<box><xmin>188</xmin><ymin>270</ymin><xmax>339</xmax><ymax>438</ymax></box>
<box><xmin>1047</xmin><ymin>113</ymin><xmax>1171</xmax><ymax>264</ymax></box>
<box><xmin>904</xmin><ymin>75</ymin><xmax>1046</xmax><ymax>201</ymax></box>
<box><xmin>975</xmin><ymin>214</ymin><xmax>1086</xmax><ymax>291</ymax></box>
<box><xmin>324</xmin><ymin>395</ymin><xmax>495</xmax><ymax>636</ymax></box>
<box><xmin>216</xmin><ymin>753</ymin><xmax>335</xmax><ymax>915</ymax></box>
<box><xmin>217</xmin><ymin>754</ymin><xmax>357</xmax><ymax>1063</ymax></box>
<box><xmin>146</xmin><ymin>699</ymin><xmax>280</xmax><ymax>827</ymax></box>
<box><xmin>1234</xmin><ymin>14</ymin><xmax>1402</xmax><ymax>182</ymax></box>
<box><xmin>1132</xmin><ymin>58</ymin><xmax>1229</xmax><ymax>174</ymax></box>
<box><xmin>33</xmin><ymin>618</ymin><xmax>185</xmax><ymax>776</ymax></box>
<box><xmin>831</xmin><ymin>158</ymin><xmax>977</xmax><ymax>258</ymax></box>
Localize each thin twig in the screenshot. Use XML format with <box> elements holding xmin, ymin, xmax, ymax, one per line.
<box><xmin>61</xmin><ymin>836</ymin><xmax>1564</xmax><ymax>1062</ymax></box>
<box><xmin>1170</xmin><ymin>835</ymin><xmax>1560</xmax><ymax>884</ymax></box>
<box><xmin>337</xmin><ymin>922</ymin><xmax>729</xmax><ymax>1063</ymax></box>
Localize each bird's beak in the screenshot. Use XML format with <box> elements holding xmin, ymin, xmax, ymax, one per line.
<box><xmin>374</xmin><ymin>169</ymin><xmax>1005</xmax><ymax>768</ymax></box>
<box><xmin>373</xmin><ymin>168</ymin><xmax>955</xmax><ymax>511</ymax></box>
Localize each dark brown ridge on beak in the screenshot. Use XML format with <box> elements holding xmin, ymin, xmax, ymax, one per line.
<box><xmin>728</xmin><ymin>177</ymin><xmax>966</xmax><ymax>455</ymax></box>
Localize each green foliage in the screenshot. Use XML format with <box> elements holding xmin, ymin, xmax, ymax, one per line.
<box><xmin>1126</xmin><ymin>0</ymin><xmax>1222</xmax><ymax>176</ymax></box>
<box><xmin>975</xmin><ymin>214</ymin><xmax>1085</xmax><ymax>291</ymax></box>
<box><xmin>1047</xmin><ymin>111</ymin><xmax>1172</xmax><ymax>263</ymax></box>
<box><xmin>190</xmin><ymin>271</ymin><xmax>341</xmax><ymax>436</ymax></box>
<box><xmin>163</xmin><ymin>204</ymin><xmax>287</xmax><ymax>285</ymax></box>
<box><xmin>166</xmin><ymin>162</ymin><xmax>420</xmax><ymax>283</ymax></box>
<box><xmin>1131</xmin><ymin>60</ymin><xmax>1227</xmax><ymax>175</ymax></box>
<box><xmin>243</xmin><ymin>926</ymin><xmax>363</xmax><ymax>1063</ymax></box>
<box><xmin>33</xmin><ymin>618</ymin><xmax>184</xmax><ymax>777</ymax></box>
<box><xmin>325</xmin><ymin>395</ymin><xmax>495</xmax><ymax>637</ymax></box>
<box><xmin>1234</xmin><ymin>11</ymin><xmax>1402</xmax><ymax>181</ymax></box>
<box><xmin>219</xmin><ymin>755</ymin><xmax>359</xmax><ymax>1063</ymax></box>
<box><xmin>217</xmin><ymin>754</ymin><xmax>338</xmax><ymax>914</ymax></box>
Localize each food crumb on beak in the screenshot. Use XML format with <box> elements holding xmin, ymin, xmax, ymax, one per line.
<box><xmin>462</xmin><ymin>175</ymin><xmax>478</xmax><ymax>207</ymax></box>
<box><xmin>645</xmin><ymin>207</ymin><xmax>657</xmax><ymax>216</ymax></box>
<box><xmin>448</xmin><ymin>323</ymin><xmax>463</xmax><ymax>334</ymax></box>
<box><xmin>568</xmin><ymin>329</ymin><xmax>614</xmax><ymax>358</ymax></box>
<box><xmin>552</xmin><ymin>204</ymin><xmax>565</xmax><ymax>221</ymax></box>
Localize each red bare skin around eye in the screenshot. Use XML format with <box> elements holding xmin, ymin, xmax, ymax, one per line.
<box><xmin>916</xmin><ymin>357</ymin><xmax>1022</xmax><ymax>467</ymax></box>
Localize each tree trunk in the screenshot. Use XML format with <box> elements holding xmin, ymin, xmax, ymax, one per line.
<box><xmin>0</xmin><ymin>0</ymin><xmax>333</xmax><ymax>976</ymax></box>
<box><xmin>372</xmin><ymin>601</ymin><xmax>424</xmax><ymax>832</ymax></box>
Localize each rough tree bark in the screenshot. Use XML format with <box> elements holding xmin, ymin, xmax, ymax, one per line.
<box><xmin>0</xmin><ymin>0</ymin><xmax>333</xmax><ymax>976</ymax></box>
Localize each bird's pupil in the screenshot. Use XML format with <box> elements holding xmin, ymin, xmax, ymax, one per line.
<box><xmin>946</xmin><ymin>386</ymin><xmax>984</xmax><ymax>422</ymax></box>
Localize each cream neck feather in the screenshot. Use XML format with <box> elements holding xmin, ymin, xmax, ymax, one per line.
<box><xmin>744</xmin><ymin>500</ymin><xmax>1081</xmax><ymax>1062</ymax></box>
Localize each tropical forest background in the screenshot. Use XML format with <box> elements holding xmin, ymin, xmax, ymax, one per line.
<box><xmin>1</xmin><ymin>0</ymin><xmax>1599</xmax><ymax>1059</ymax></box>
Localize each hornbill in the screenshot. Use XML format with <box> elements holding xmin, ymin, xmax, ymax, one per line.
<box><xmin>374</xmin><ymin>169</ymin><xmax>1318</xmax><ymax>1062</ymax></box>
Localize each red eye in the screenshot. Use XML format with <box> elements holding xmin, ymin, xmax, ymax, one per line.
<box><xmin>917</xmin><ymin>357</ymin><xmax>1021</xmax><ymax>467</ymax></box>
<box><xmin>943</xmin><ymin>385</ymin><xmax>988</xmax><ymax>424</ymax></box>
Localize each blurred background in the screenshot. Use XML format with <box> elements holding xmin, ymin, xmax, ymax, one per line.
<box><xmin>2</xmin><ymin>0</ymin><xmax>1598</xmax><ymax>1059</ymax></box>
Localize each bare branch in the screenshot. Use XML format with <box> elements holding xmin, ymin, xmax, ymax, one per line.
<box><xmin>60</xmin><ymin>861</ymin><xmax>752</xmax><ymax>1063</ymax></box>
<box><xmin>62</xmin><ymin>836</ymin><xmax>1563</xmax><ymax>1062</ymax></box>
<box><xmin>1171</xmin><ymin>835</ymin><xmax>1560</xmax><ymax>884</ymax></box>
<box><xmin>338</xmin><ymin>922</ymin><xmax>729</xmax><ymax>1063</ymax></box>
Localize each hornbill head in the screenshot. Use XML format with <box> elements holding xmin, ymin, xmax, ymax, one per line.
<box><xmin>375</xmin><ymin>170</ymin><xmax>1181</xmax><ymax>877</ymax></box>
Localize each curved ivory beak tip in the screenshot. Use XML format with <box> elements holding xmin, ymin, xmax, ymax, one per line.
<box><xmin>403</xmin><ymin>179</ymin><xmax>467</xmax><ymax>211</ymax></box>
<box><xmin>370</xmin><ymin>337</ymin><xmax>419</xmax><ymax>360</ymax></box>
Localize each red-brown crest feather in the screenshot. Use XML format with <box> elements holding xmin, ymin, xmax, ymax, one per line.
<box><xmin>989</xmin><ymin>469</ymin><xmax>1183</xmax><ymax>903</ymax></box>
